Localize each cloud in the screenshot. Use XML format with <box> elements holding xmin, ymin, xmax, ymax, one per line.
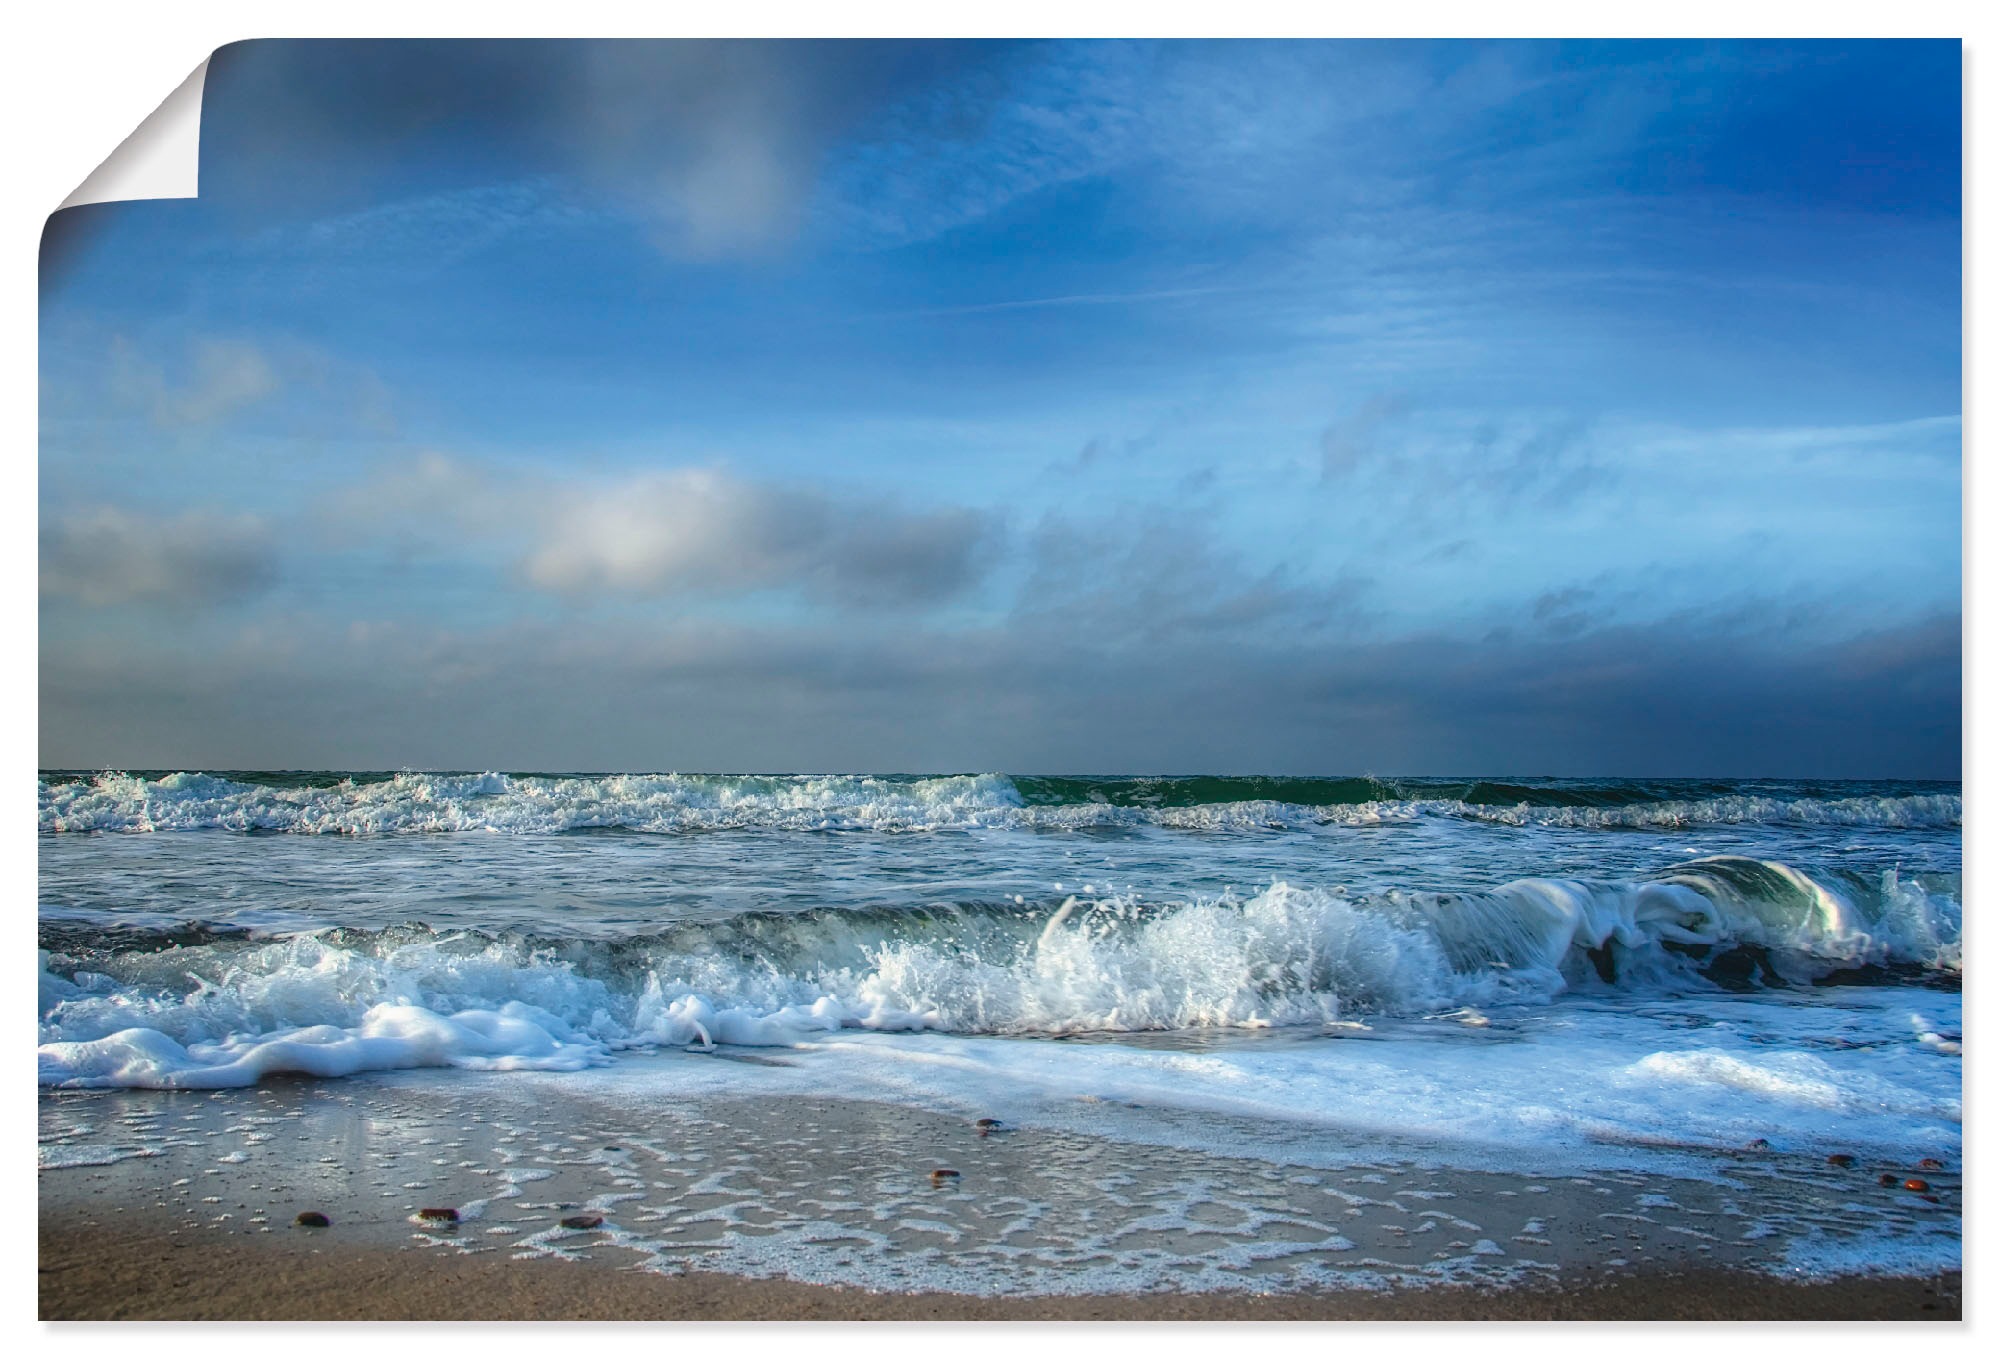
<box><xmin>202</xmin><ymin>39</ymin><xmax>978</xmax><ymax>260</ymax></box>
<box><xmin>1319</xmin><ymin>393</ymin><xmax>1412</xmax><ymax>479</ymax></box>
<box><xmin>564</xmin><ymin>42</ymin><xmax>900</xmax><ymax>259</ymax></box>
<box><xmin>109</xmin><ymin>337</ymin><xmax>279</xmax><ymax>429</ymax></box>
<box><xmin>524</xmin><ymin>470</ymin><xmax>994</xmax><ymax>605</ymax></box>
<box><xmin>1529</xmin><ymin>586</ymin><xmax>1597</xmax><ymax>638</ymax></box>
<box><xmin>1016</xmin><ymin>506</ymin><xmax>1373</xmax><ymax>646</ymax></box>
<box><xmin>339</xmin><ymin>454</ymin><xmax>1000</xmax><ymax>608</ymax></box>
<box><xmin>1320</xmin><ymin>398</ymin><xmax>1603</xmax><ymax>532</ymax></box>
<box><xmin>37</xmin><ymin>602</ymin><xmax>1960</xmax><ymax>779</ymax></box>
<box><xmin>40</xmin><ymin>507</ymin><xmax>277</xmax><ymax>608</ymax></box>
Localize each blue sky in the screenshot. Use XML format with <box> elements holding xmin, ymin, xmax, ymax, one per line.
<box><xmin>39</xmin><ymin>39</ymin><xmax>1961</xmax><ymax>774</ymax></box>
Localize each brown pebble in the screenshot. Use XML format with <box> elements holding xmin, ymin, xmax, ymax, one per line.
<box><xmin>293</xmin><ymin>1211</ymin><xmax>330</xmax><ymax>1228</ymax></box>
<box><xmin>929</xmin><ymin>1168</ymin><xmax>960</xmax><ymax>1185</ymax></box>
<box><xmin>1903</xmin><ymin>1178</ymin><xmax>1931</xmax><ymax>1192</ymax></box>
<box><xmin>1826</xmin><ymin>1154</ymin><xmax>1856</xmax><ymax>1168</ymax></box>
<box><xmin>1879</xmin><ymin>1174</ymin><xmax>1900</xmax><ymax>1187</ymax></box>
<box><xmin>1917</xmin><ymin>1158</ymin><xmax>1944</xmax><ymax>1170</ymax></box>
<box><xmin>560</xmin><ymin>1213</ymin><xmax>604</xmax><ymax>1230</ymax></box>
<box><xmin>416</xmin><ymin>1207</ymin><xmax>459</xmax><ymax>1223</ymax></box>
<box><xmin>976</xmin><ymin>1118</ymin><xmax>1001</xmax><ymax>1129</ymax></box>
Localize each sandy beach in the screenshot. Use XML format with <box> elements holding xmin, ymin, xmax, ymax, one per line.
<box><xmin>37</xmin><ymin>1067</ymin><xmax>1963</xmax><ymax>1322</ymax></box>
<box><xmin>37</xmin><ymin>1214</ymin><xmax>1962</xmax><ymax>1321</ymax></box>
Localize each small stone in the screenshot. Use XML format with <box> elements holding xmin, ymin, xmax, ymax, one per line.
<box><xmin>1879</xmin><ymin>1174</ymin><xmax>1900</xmax><ymax>1186</ymax></box>
<box><xmin>1903</xmin><ymin>1178</ymin><xmax>1931</xmax><ymax>1192</ymax></box>
<box><xmin>293</xmin><ymin>1211</ymin><xmax>330</xmax><ymax>1228</ymax></box>
<box><xmin>975</xmin><ymin>1118</ymin><xmax>1001</xmax><ymax>1129</ymax></box>
<box><xmin>1826</xmin><ymin>1154</ymin><xmax>1856</xmax><ymax>1168</ymax></box>
<box><xmin>416</xmin><ymin>1207</ymin><xmax>459</xmax><ymax>1223</ymax></box>
<box><xmin>1745</xmin><ymin>1138</ymin><xmax>1770</xmax><ymax>1150</ymax></box>
<box><xmin>1917</xmin><ymin>1158</ymin><xmax>1944</xmax><ymax>1171</ymax></box>
<box><xmin>560</xmin><ymin>1213</ymin><xmax>604</xmax><ymax>1230</ymax></box>
<box><xmin>929</xmin><ymin>1168</ymin><xmax>961</xmax><ymax>1185</ymax></box>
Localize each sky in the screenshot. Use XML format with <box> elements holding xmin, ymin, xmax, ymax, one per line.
<box><xmin>38</xmin><ymin>38</ymin><xmax>1962</xmax><ymax>776</ymax></box>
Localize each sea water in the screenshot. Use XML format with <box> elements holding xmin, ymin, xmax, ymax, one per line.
<box><xmin>37</xmin><ymin>771</ymin><xmax>1962</xmax><ymax>1288</ymax></box>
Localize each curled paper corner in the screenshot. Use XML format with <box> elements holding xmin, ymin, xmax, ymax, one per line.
<box><xmin>58</xmin><ymin>57</ymin><xmax>209</xmax><ymax>210</ymax></box>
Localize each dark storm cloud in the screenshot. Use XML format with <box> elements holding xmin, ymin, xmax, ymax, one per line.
<box><xmin>198</xmin><ymin>39</ymin><xmax>996</xmax><ymax>257</ymax></box>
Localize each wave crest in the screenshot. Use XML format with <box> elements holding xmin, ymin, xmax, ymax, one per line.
<box><xmin>38</xmin><ymin>857</ymin><xmax>1960</xmax><ymax>1088</ymax></box>
<box><xmin>37</xmin><ymin>770</ymin><xmax>1961</xmax><ymax>834</ymax></box>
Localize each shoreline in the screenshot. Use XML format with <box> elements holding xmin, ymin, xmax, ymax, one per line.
<box><xmin>37</xmin><ymin>1069</ymin><xmax>1963</xmax><ymax>1323</ymax></box>
<box><xmin>37</xmin><ymin>1216</ymin><xmax>1963</xmax><ymax>1321</ymax></box>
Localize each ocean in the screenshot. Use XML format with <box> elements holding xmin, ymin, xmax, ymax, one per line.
<box><xmin>36</xmin><ymin>770</ymin><xmax>1963</xmax><ymax>1295</ymax></box>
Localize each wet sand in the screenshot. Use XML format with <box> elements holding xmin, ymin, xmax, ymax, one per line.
<box><xmin>37</xmin><ymin>1068</ymin><xmax>1963</xmax><ymax>1321</ymax></box>
<box><xmin>36</xmin><ymin>1217</ymin><xmax>1962</xmax><ymax>1321</ymax></box>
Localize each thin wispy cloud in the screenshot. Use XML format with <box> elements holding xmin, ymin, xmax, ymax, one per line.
<box><xmin>879</xmin><ymin>285</ymin><xmax>1236</xmax><ymax>320</ymax></box>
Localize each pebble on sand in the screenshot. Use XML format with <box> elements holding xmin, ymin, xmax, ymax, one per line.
<box><xmin>560</xmin><ymin>1214</ymin><xmax>605</xmax><ymax>1230</ymax></box>
<box><xmin>976</xmin><ymin>1118</ymin><xmax>1002</xmax><ymax>1129</ymax></box>
<box><xmin>416</xmin><ymin>1207</ymin><xmax>460</xmax><ymax>1223</ymax></box>
<box><xmin>1903</xmin><ymin>1178</ymin><xmax>1932</xmax><ymax>1193</ymax></box>
<box><xmin>1826</xmin><ymin>1154</ymin><xmax>1856</xmax><ymax>1168</ymax></box>
<box><xmin>1879</xmin><ymin>1174</ymin><xmax>1901</xmax><ymax>1187</ymax></box>
<box><xmin>1918</xmin><ymin>1158</ymin><xmax>1945</xmax><ymax>1171</ymax></box>
<box><xmin>1745</xmin><ymin>1138</ymin><xmax>1770</xmax><ymax>1150</ymax></box>
<box><xmin>929</xmin><ymin>1168</ymin><xmax>961</xmax><ymax>1185</ymax></box>
<box><xmin>293</xmin><ymin>1211</ymin><xmax>330</xmax><ymax>1228</ymax></box>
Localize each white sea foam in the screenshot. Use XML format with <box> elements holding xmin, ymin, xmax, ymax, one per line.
<box><xmin>36</xmin><ymin>1002</ymin><xmax>605</xmax><ymax>1089</ymax></box>
<box><xmin>37</xmin><ymin>771</ymin><xmax>1960</xmax><ymax>834</ymax></box>
<box><xmin>36</xmin><ymin>1142</ymin><xmax>160</xmax><ymax>1169</ymax></box>
<box><xmin>515</xmin><ymin>983</ymin><xmax>1965</xmax><ymax>1173</ymax></box>
<box><xmin>38</xmin><ymin>860</ymin><xmax>1960</xmax><ymax>1091</ymax></box>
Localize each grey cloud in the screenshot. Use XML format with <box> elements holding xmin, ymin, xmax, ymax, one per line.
<box><xmin>338</xmin><ymin>454</ymin><xmax>999</xmax><ymax>609</ymax></box>
<box><xmin>1530</xmin><ymin>586</ymin><xmax>1596</xmax><ymax>637</ymax></box>
<box><xmin>565</xmin><ymin>43</ymin><xmax>927</xmax><ymax>259</ymax></box>
<box><xmin>202</xmin><ymin>40</ymin><xmax>983</xmax><ymax>259</ymax></box>
<box><xmin>41</xmin><ymin>507</ymin><xmax>277</xmax><ymax>608</ymax></box>
<box><xmin>38</xmin><ymin>605</ymin><xmax>1960</xmax><ymax>779</ymax></box>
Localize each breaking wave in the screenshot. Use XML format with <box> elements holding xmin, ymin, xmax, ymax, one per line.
<box><xmin>38</xmin><ymin>856</ymin><xmax>1960</xmax><ymax>1089</ymax></box>
<box><xmin>37</xmin><ymin>770</ymin><xmax>1962</xmax><ymax>835</ymax></box>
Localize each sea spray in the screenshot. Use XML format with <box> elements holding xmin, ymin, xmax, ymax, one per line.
<box><xmin>39</xmin><ymin>860</ymin><xmax>1960</xmax><ymax>1089</ymax></box>
<box><xmin>39</xmin><ymin>770</ymin><xmax>1962</xmax><ymax>834</ymax></box>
